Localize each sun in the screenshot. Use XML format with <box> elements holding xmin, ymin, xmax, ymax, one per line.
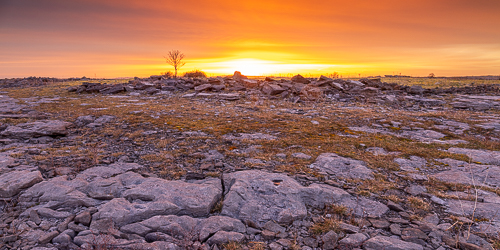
<box><xmin>223</xmin><ymin>58</ymin><xmax>276</xmax><ymax>76</ymax></box>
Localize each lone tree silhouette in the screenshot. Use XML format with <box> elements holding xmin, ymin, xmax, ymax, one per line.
<box><xmin>164</xmin><ymin>50</ymin><xmax>185</xmax><ymax>78</ymax></box>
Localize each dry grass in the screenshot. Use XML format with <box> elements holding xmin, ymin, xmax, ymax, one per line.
<box><xmin>222</xmin><ymin>241</ymin><xmax>242</xmax><ymax>250</ymax></box>
<box><xmin>408</xmin><ymin>196</ymin><xmax>431</xmax><ymax>211</ymax></box>
<box><xmin>310</xmin><ymin>217</ymin><xmax>341</xmax><ymax>235</ymax></box>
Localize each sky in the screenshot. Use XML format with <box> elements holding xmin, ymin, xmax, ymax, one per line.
<box><xmin>1</xmin><ymin>0</ymin><xmax>499</xmax><ymax>78</ymax></box>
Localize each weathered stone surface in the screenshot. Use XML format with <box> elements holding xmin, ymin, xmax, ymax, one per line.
<box><xmin>0</xmin><ymin>153</ymin><xmax>16</xmax><ymax>169</ymax></box>
<box><xmin>363</xmin><ymin>235</ymin><xmax>424</xmax><ymax>250</ymax></box>
<box><xmin>38</xmin><ymin>230</ymin><xmax>59</xmax><ymax>244</ymax></box>
<box><xmin>262</xmin><ymin>84</ymin><xmax>286</xmax><ymax>95</ymax></box>
<box><xmin>310</xmin><ymin>153</ymin><xmax>374</xmax><ymax>180</ymax></box>
<box><xmin>222</xmin><ymin>133</ymin><xmax>277</xmax><ymax>140</ymax></box>
<box><xmin>77</xmin><ymin>162</ymin><xmax>142</xmax><ymax>181</ymax></box>
<box><xmin>0</xmin><ymin>170</ymin><xmax>43</xmax><ymax>197</ymax></box>
<box><xmin>37</xmin><ymin>208</ymin><xmax>72</xmax><ymax>219</ymax></box>
<box><xmin>432</xmin><ymin>158</ymin><xmax>500</xmax><ymax>187</ymax></box>
<box><xmin>206</xmin><ymin>231</ymin><xmax>245</xmax><ymax>245</ymax></box>
<box><xmin>197</xmin><ymin>216</ymin><xmax>246</xmax><ymax>242</ymax></box>
<box><xmin>448</xmin><ymin>147</ymin><xmax>500</xmax><ymax>165</ymax></box>
<box><xmin>93</xmin><ymin>198</ymin><xmax>181</xmax><ymax>227</ymax></box>
<box><xmin>291</xmin><ymin>74</ymin><xmax>310</xmax><ymax>84</ymax></box>
<box><xmin>394</xmin><ymin>156</ymin><xmax>426</xmax><ymax>172</ymax></box>
<box><xmin>52</xmin><ymin>232</ymin><xmax>71</xmax><ymax>244</ymax></box>
<box><xmin>74</xmin><ymin>211</ymin><xmax>92</xmax><ymax>226</ymax></box>
<box><xmin>338</xmin><ymin>233</ymin><xmax>368</xmax><ymax>247</ymax></box>
<box><xmin>341</xmin><ymin>197</ymin><xmax>389</xmax><ymax>217</ymax></box>
<box><xmin>221</xmin><ymin>170</ymin><xmax>350</xmax><ymax>227</ymax></box>
<box><xmin>322</xmin><ymin>230</ymin><xmax>338</xmax><ymax>250</ymax></box>
<box><xmin>19</xmin><ymin>176</ymin><xmax>99</xmax><ymax>209</ymax></box>
<box><xmin>195</xmin><ymin>84</ymin><xmax>213</xmax><ymax>92</ymax></box>
<box><xmin>447</xmin><ymin>199</ymin><xmax>500</xmax><ymax>223</ymax></box>
<box><xmin>0</xmin><ymin>120</ymin><xmax>72</xmax><ymax>139</ymax></box>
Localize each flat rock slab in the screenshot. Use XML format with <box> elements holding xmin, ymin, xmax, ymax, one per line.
<box><xmin>0</xmin><ymin>95</ymin><xmax>26</xmax><ymax>113</ymax></box>
<box><xmin>121</xmin><ymin>215</ymin><xmax>245</xmax><ymax>242</ymax></box>
<box><xmin>20</xmin><ymin>164</ymin><xmax>222</xmax><ymax>226</ymax></box>
<box><xmin>349</xmin><ymin>126</ymin><xmax>467</xmax><ymax>144</ymax></box>
<box><xmin>0</xmin><ymin>170</ymin><xmax>43</xmax><ymax>197</ymax></box>
<box><xmin>1</xmin><ymin>120</ymin><xmax>73</xmax><ymax>139</ymax></box>
<box><xmin>0</xmin><ymin>153</ymin><xmax>16</xmax><ymax>170</ymax></box>
<box><xmin>310</xmin><ymin>153</ymin><xmax>374</xmax><ymax>180</ymax></box>
<box><xmin>432</xmin><ymin>158</ymin><xmax>500</xmax><ymax>187</ymax></box>
<box><xmin>448</xmin><ymin>147</ymin><xmax>500</xmax><ymax>165</ymax></box>
<box><xmin>96</xmin><ymin>177</ymin><xmax>222</xmax><ymax>226</ymax></box>
<box><xmin>364</xmin><ymin>235</ymin><xmax>423</xmax><ymax>250</ymax></box>
<box><xmin>221</xmin><ymin>170</ymin><xmax>352</xmax><ymax>227</ymax></box>
<box><xmin>223</xmin><ymin>133</ymin><xmax>277</xmax><ymax>140</ymax></box>
<box><xmin>447</xmin><ymin>199</ymin><xmax>500</xmax><ymax>223</ymax></box>
<box><xmin>394</xmin><ymin>156</ymin><xmax>426</xmax><ymax>172</ymax></box>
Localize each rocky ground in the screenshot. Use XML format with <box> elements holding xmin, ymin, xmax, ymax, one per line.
<box><xmin>0</xmin><ymin>73</ymin><xmax>500</xmax><ymax>250</ymax></box>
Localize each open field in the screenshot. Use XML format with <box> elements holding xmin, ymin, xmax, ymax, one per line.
<box><xmin>1</xmin><ymin>75</ymin><xmax>500</xmax><ymax>249</ymax></box>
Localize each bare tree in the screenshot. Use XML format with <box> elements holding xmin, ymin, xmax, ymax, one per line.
<box><xmin>164</xmin><ymin>50</ymin><xmax>186</xmax><ymax>78</ymax></box>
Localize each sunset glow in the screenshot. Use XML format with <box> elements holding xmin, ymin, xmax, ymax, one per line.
<box><xmin>1</xmin><ymin>0</ymin><xmax>499</xmax><ymax>78</ymax></box>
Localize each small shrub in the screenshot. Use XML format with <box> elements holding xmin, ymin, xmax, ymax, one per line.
<box><xmin>184</xmin><ymin>70</ymin><xmax>207</xmax><ymax>78</ymax></box>
<box><xmin>161</xmin><ymin>71</ymin><xmax>174</xmax><ymax>78</ymax></box>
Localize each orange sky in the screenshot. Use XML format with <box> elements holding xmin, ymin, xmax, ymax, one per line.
<box><xmin>1</xmin><ymin>0</ymin><xmax>499</xmax><ymax>78</ymax></box>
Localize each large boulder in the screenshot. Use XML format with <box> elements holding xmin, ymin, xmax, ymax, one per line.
<box><xmin>94</xmin><ymin>177</ymin><xmax>222</xmax><ymax>226</ymax></box>
<box><xmin>0</xmin><ymin>120</ymin><xmax>73</xmax><ymax>139</ymax></box>
<box><xmin>221</xmin><ymin>170</ymin><xmax>350</xmax><ymax>227</ymax></box>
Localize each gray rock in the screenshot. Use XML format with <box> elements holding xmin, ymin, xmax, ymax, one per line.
<box><xmin>206</xmin><ymin>231</ymin><xmax>245</xmax><ymax>245</ymax></box>
<box><xmin>263</xmin><ymin>221</ymin><xmax>286</xmax><ymax>234</ymax></box>
<box><xmin>447</xmin><ymin>199</ymin><xmax>500</xmax><ymax>223</ymax></box>
<box><xmin>363</xmin><ymin>235</ymin><xmax>424</xmax><ymax>250</ymax></box>
<box><xmin>1</xmin><ymin>120</ymin><xmax>72</xmax><ymax>139</ymax></box>
<box><xmin>120</xmin><ymin>223</ymin><xmax>153</xmax><ymax>236</ymax></box>
<box><xmin>29</xmin><ymin>209</ymin><xmax>41</xmax><ymax>225</ymax></box>
<box><xmin>408</xmin><ymin>85</ymin><xmax>424</xmax><ymax>95</ymax></box>
<box><xmin>222</xmin><ymin>133</ymin><xmax>277</xmax><ymax>140</ymax></box>
<box><xmin>75</xmin><ymin>115</ymin><xmax>94</xmax><ymax>126</ymax></box>
<box><xmin>36</xmin><ymin>208</ymin><xmax>72</xmax><ymax>219</ymax></box>
<box><xmin>221</xmin><ymin>170</ymin><xmax>350</xmax><ymax>227</ymax></box>
<box><xmin>338</xmin><ymin>233</ymin><xmax>368</xmax><ymax>247</ymax></box>
<box><xmin>19</xmin><ymin>176</ymin><xmax>99</xmax><ymax>209</ymax></box>
<box><xmin>405</xmin><ymin>185</ymin><xmax>427</xmax><ymax>196</ymax></box>
<box><xmin>38</xmin><ymin>231</ymin><xmax>59</xmax><ymax>244</ymax></box>
<box><xmin>395</xmin><ymin>156</ymin><xmax>426</xmax><ymax>172</ymax></box>
<box><xmin>139</xmin><ymin>215</ymin><xmax>199</xmax><ymax>239</ymax></box>
<box><xmin>0</xmin><ymin>154</ymin><xmax>15</xmax><ymax>169</ymax></box>
<box><xmin>77</xmin><ymin>162</ymin><xmax>142</xmax><ymax>181</ymax></box>
<box><xmin>292</xmin><ymin>152</ymin><xmax>312</xmax><ymax>160</ymax></box>
<box><xmin>432</xmin><ymin>160</ymin><xmax>500</xmax><ymax>187</ymax></box>
<box><xmin>310</xmin><ymin>153</ymin><xmax>374</xmax><ymax>180</ymax></box>
<box><xmin>322</xmin><ymin>230</ymin><xmax>338</xmax><ymax>250</ymax></box>
<box><xmin>341</xmin><ymin>197</ymin><xmax>389</xmax><ymax>217</ymax></box>
<box><xmin>0</xmin><ymin>170</ymin><xmax>43</xmax><ymax>198</ymax></box>
<box><xmin>74</xmin><ymin>211</ymin><xmax>92</xmax><ymax>226</ymax></box>
<box><xmin>197</xmin><ymin>216</ymin><xmax>246</xmax><ymax>242</ymax></box>
<box><xmin>93</xmin><ymin>198</ymin><xmax>181</xmax><ymax>227</ymax></box>
<box><xmin>262</xmin><ymin>84</ymin><xmax>286</xmax><ymax>95</ymax></box>
<box><xmin>52</xmin><ymin>233</ymin><xmax>71</xmax><ymax>244</ymax></box>
<box><xmin>448</xmin><ymin>147</ymin><xmax>500</xmax><ymax>165</ymax></box>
